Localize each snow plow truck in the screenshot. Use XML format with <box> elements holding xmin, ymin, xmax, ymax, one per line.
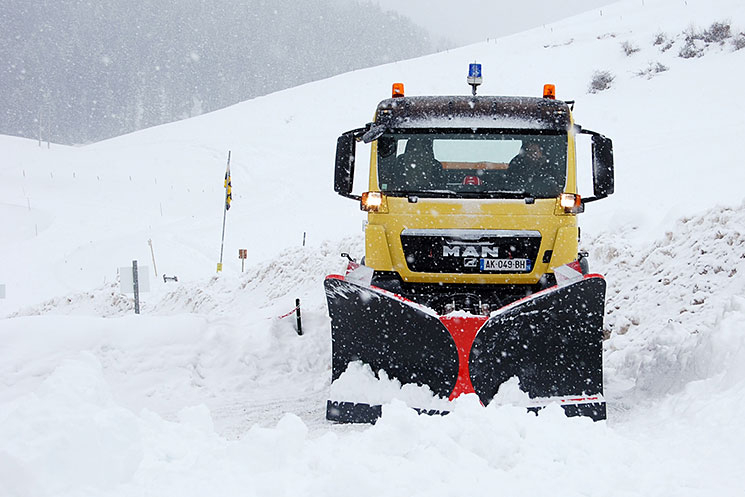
<box><xmin>325</xmin><ymin>65</ymin><xmax>614</xmax><ymax>423</ymax></box>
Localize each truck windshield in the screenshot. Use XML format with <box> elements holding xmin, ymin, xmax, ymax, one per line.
<box><xmin>376</xmin><ymin>131</ymin><xmax>567</xmax><ymax>198</ymax></box>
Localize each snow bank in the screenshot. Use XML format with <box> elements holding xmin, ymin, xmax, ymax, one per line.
<box><xmin>9</xmin><ymin>237</ymin><xmax>362</xmax><ymax>319</ymax></box>
<box><xmin>2</xmin><ymin>357</ymin><xmax>741</xmax><ymax>497</ymax></box>
<box><xmin>0</xmin><ymin>354</ymin><xmax>142</xmax><ymax>495</ymax></box>
<box><xmin>589</xmin><ymin>202</ymin><xmax>745</xmax><ymax>407</ymax></box>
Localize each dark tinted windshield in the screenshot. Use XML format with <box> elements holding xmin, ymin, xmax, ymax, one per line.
<box><xmin>377</xmin><ymin>131</ymin><xmax>567</xmax><ymax>198</ymax></box>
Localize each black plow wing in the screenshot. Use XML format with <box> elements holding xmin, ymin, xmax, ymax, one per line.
<box><xmin>324</xmin><ymin>274</ymin><xmax>606</xmax><ymax>423</ymax></box>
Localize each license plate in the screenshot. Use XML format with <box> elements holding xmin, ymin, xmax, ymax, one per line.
<box><xmin>479</xmin><ymin>258</ymin><xmax>531</xmax><ymax>272</ymax></box>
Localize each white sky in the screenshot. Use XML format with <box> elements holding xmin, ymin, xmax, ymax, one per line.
<box><xmin>370</xmin><ymin>0</ymin><xmax>614</xmax><ymax>45</ymax></box>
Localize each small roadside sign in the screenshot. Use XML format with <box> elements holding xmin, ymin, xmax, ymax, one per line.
<box><xmin>239</xmin><ymin>248</ymin><xmax>248</xmax><ymax>272</ymax></box>
<box><xmin>120</xmin><ymin>261</ymin><xmax>150</xmax><ymax>315</ymax></box>
<box><xmin>120</xmin><ymin>265</ymin><xmax>150</xmax><ymax>293</ymax></box>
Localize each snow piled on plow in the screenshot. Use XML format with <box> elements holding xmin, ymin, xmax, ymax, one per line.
<box><xmin>329</xmin><ymin>361</ymin><xmax>452</xmax><ymax>410</ymax></box>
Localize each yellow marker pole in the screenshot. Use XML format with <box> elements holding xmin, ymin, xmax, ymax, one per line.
<box><xmin>217</xmin><ymin>151</ymin><xmax>231</xmax><ymax>273</ymax></box>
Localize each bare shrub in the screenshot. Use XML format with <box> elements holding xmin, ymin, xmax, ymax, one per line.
<box><xmin>621</xmin><ymin>41</ymin><xmax>640</xmax><ymax>55</ymax></box>
<box><xmin>683</xmin><ymin>25</ymin><xmax>704</xmax><ymax>42</ymax></box>
<box><xmin>732</xmin><ymin>33</ymin><xmax>745</xmax><ymax>50</ymax></box>
<box><xmin>660</xmin><ymin>39</ymin><xmax>674</xmax><ymax>52</ymax></box>
<box><xmin>654</xmin><ymin>32</ymin><xmax>674</xmax><ymax>52</ymax></box>
<box><xmin>703</xmin><ymin>21</ymin><xmax>732</xmax><ymax>43</ymax></box>
<box><xmin>588</xmin><ymin>70</ymin><xmax>615</xmax><ymax>93</ymax></box>
<box><xmin>679</xmin><ymin>39</ymin><xmax>705</xmax><ymax>58</ymax></box>
<box><xmin>636</xmin><ymin>62</ymin><xmax>669</xmax><ymax>79</ymax></box>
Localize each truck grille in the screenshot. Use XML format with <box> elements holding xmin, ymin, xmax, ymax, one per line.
<box><xmin>400</xmin><ymin>229</ymin><xmax>542</xmax><ymax>274</ymax></box>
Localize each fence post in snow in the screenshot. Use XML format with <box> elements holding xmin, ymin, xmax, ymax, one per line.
<box><xmin>133</xmin><ymin>260</ymin><xmax>140</xmax><ymax>315</ymax></box>
<box><xmin>295</xmin><ymin>298</ymin><xmax>303</xmax><ymax>336</ymax></box>
<box><xmin>148</xmin><ymin>239</ymin><xmax>158</xmax><ymax>278</ymax></box>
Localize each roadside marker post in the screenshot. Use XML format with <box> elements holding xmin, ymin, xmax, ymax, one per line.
<box><xmin>218</xmin><ymin>151</ymin><xmax>232</xmax><ymax>273</ymax></box>
<box><xmin>148</xmin><ymin>239</ymin><xmax>158</xmax><ymax>278</ymax></box>
<box><xmin>295</xmin><ymin>298</ymin><xmax>303</xmax><ymax>336</ymax></box>
<box><xmin>277</xmin><ymin>299</ymin><xmax>303</xmax><ymax>336</ymax></box>
<box><xmin>133</xmin><ymin>260</ymin><xmax>140</xmax><ymax>314</ymax></box>
<box><xmin>120</xmin><ymin>261</ymin><xmax>150</xmax><ymax>314</ymax></box>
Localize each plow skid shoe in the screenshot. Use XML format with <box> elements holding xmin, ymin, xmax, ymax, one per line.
<box><xmin>324</xmin><ymin>274</ymin><xmax>606</xmax><ymax>423</ymax></box>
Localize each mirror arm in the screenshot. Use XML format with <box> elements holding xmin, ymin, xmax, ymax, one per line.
<box><xmin>362</xmin><ymin>122</ymin><xmax>387</xmax><ymax>143</ymax></box>
<box><xmin>579</xmin><ymin>127</ymin><xmax>602</xmax><ymax>138</ymax></box>
<box><xmin>345</xmin><ymin>126</ymin><xmax>367</xmax><ymax>141</ymax></box>
<box><xmin>581</xmin><ymin>196</ymin><xmax>605</xmax><ymax>204</ymax></box>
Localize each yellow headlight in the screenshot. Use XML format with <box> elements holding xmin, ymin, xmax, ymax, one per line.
<box><xmin>360</xmin><ymin>191</ymin><xmax>387</xmax><ymax>213</ymax></box>
<box><xmin>559</xmin><ymin>193</ymin><xmax>584</xmax><ymax>214</ymax></box>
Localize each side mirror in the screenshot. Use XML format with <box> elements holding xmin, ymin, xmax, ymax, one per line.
<box><xmin>334</xmin><ymin>129</ymin><xmax>364</xmax><ymax>200</ymax></box>
<box><xmin>591</xmin><ymin>134</ymin><xmax>614</xmax><ymax>198</ymax></box>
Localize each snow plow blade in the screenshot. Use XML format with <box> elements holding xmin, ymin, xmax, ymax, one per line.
<box><xmin>324</xmin><ymin>274</ymin><xmax>606</xmax><ymax>423</ymax></box>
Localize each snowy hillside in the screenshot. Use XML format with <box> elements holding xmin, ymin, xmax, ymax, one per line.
<box><xmin>2</xmin><ymin>0</ymin><xmax>745</xmax><ymax>495</ymax></box>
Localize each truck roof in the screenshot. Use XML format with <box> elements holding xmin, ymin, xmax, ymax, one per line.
<box><xmin>374</xmin><ymin>96</ymin><xmax>572</xmax><ymax>132</ymax></box>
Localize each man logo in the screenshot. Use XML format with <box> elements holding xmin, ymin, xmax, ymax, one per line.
<box><xmin>463</xmin><ymin>258</ymin><xmax>478</xmax><ymax>268</ymax></box>
<box><xmin>443</xmin><ymin>245</ymin><xmax>500</xmax><ymax>258</ymax></box>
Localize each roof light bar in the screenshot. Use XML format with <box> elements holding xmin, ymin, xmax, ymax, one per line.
<box><xmin>467</xmin><ymin>63</ymin><xmax>482</xmax><ymax>96</ymax></box>
<box><xmin>543</xmin><ymin>84</ymin><xmax>556</xmax><ymax>99</ymax></box>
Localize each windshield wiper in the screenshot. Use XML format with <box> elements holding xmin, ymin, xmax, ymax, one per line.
<box><xmin>477</xmin><ymin>190</ymin><xmax>535</xmax><ymax>198</ymax></box>
<box><xmin>386</xmin><ymin>190</ymin><xmax>460</xmax><ymax>198</ymax></box>
<box><xmin>385</xmin><ymin>189</ymin><xmax>539</xmax><ymax>201</ymax></box>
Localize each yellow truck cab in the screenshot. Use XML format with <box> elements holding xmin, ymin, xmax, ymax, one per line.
<box><xmin>334</xmin><ymin>78</ymin><xmax>614</xmax><ymax>314</ymax></box>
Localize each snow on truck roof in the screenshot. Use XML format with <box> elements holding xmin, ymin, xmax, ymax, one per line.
<box><xmin>374</xmin><ymin>96</ymin><xmax>572</xmax><ymax>131</ymax></box>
